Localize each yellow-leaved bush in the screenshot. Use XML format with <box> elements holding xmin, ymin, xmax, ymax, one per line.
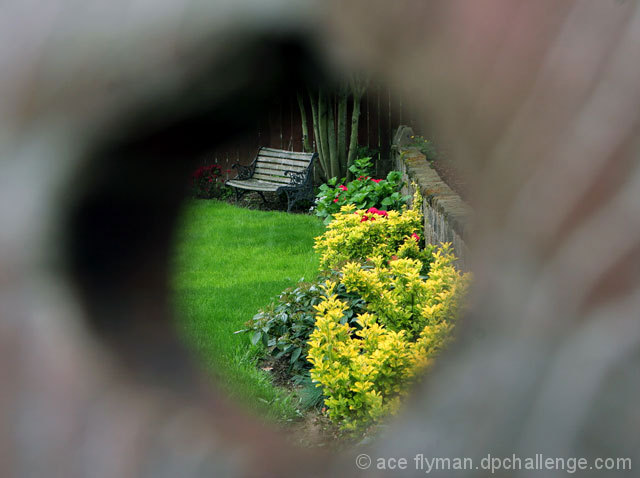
<box><xmin>308</xmin><ymin>197</ymin><xmax>471</xmax><ymax>431</ymax></box>
<box><xmin>314</xmin><ymin>190</ymin><xmax>431</xmax><ymax>271</ymax></box>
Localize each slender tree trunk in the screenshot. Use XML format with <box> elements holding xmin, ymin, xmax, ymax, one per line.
<box><xmin>296</xmin><ymin>90</ymin><xmax>312</xmax><ymax>153</ymax></box>
<box><xmin>337</xmin><ymin>88</ymin><xmax>348</xmax><ymax>177</ymax></box>
<box><xmin>326</xmin><ymin>91</ymin><xmax>339</xmax><ymax>178</ymax></box>
<box><xmin>311</xmin><ymin>88</ymin><xmax>329</xmax><ymax>179</ymax></box>
<box><xmin>347</xmin><ymin>86</ymin><xmax>365</xmax><ymax>180</ymax></box>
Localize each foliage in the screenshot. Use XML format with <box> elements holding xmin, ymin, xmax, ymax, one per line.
<box><xmin>341</xmin><ymin>245</ymin><xmax>468</xmax><ymax>340</ymax></box>
<box><xmin>408</xmin><ymin>134</ymin><xmax>438</xmax><ymax>161</ymax></box>
<box><xmin>244</xmin><ymin>278</ymin><xmax>367</xmax><ymax>380</ymax></box>
<box><xmin>314</xmin><ymin>189</ymin><xmax>431</xmax><ymax>272</ymax></box>
<box><xmin>307</xmin><ymin>245</ymin><xmax>470</xmax><ymax>431</ymax></box>
<box><xmin>191</xmin><ymin>164</ymin><xmax>233</xmax><ymax>199</ymax></box>
<box><xmin>354</xmin><ymin>145</ymin><xmax>380</xmax><ymax>163</ymax></box>
<box><xmin>314</xmin><ymin>157</ymin><xmax>410</xmax><ymax>224</ymax></box>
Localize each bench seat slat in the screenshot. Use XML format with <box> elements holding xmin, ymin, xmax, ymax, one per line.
<box><xmin>252</xmin><ymin>173</ymin><xmax>291</xmax><ymax>184</ymax></box>
<box><xmin>253</xmin><ymin>167</ymin><xmax>304</xmax><ymax>177</ymax></box>
<box><xmin>226</xmin><ymin>179</ymin><xmax>281</xmax><ymax>191</ymax></box>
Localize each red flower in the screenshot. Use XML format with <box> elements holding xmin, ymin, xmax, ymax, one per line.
<box><xmin>391</xmin><ymin>255</ymin><xmax>399</xmax><ymax>261</ymax></box>
<box><xmin>366</xmin><ymin>207</ymin><xmax>388</xmax><ymax>217</ymax></box>
<box><xmin>411</xmin><ymin>233</ymin><xmax>420</xmax><ymax>242</ymax></box>
<box><xmin>371</xmin><ymin>178</ymin><xmax>383</xmax><ymax>183</ymax></box>
<box><xmin>360</xmin><ymin>215</ymin><xmax>369</xmax><ymax>222</ymax></box>
<box><xmin>338</xmin><ymin>185</ymin><xmax>348</xmax><ymax>191</ymax></box>
<box><xmin>333</xmin><ymin>197</ymin><xmax>340</xmax><ymax>203</ymax></box>
<box><xmin>357</xmin><ymin>175</ymin><xmax>370</xmax><ymax>181</ymax></box>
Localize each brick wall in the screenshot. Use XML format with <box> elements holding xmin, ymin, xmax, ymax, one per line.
<box><xmin>393</xmin><ymin>126</ymin><xmax>472</xmax><ymax>270</ymax></box>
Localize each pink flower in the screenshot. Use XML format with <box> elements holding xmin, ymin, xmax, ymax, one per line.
<box><xmin>371</xmin><ymin>178</ymin><xmax>383</xmax><ymax>183</ymax></box>
<box><xmin>338</xmin><ymin>185</ymin><xmax>348</xmax><ymax>191</ymax></box>
<box><xmin>357</xmin><ymin>175</ymin><xmax>370</xmax><ymax>181</ymax></box>
<box><xmin>411</xmin><ymin>233</ymin><xmax>420</xmax><ymax>242</ymax></box>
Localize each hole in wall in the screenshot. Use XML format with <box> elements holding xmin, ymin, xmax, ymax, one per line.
<box><xmin>64</xmin><ymin>32</ymin><xmax>332</xmax><ymax>389</ymax></box>
<box><xmin>61</xmin><ymin>24</ymin><xmax>471</xmax><ymax>454</ymax></box>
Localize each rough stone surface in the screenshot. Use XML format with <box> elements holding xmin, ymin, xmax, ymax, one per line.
<box><xmin>393</xmin><ymin>126</ymin><xmax>472</xmax><ymax>269</ymax></box>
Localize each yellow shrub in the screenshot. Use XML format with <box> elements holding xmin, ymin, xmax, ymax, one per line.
<box><xmin>307</xmin><ymin>245</ymin><xmax>470</xmax><ymax>431</ymax></box>
<box><xmin>314</xmin><ymin>191</ymin><xmax>426</xmax><ymax>271</ymax></box>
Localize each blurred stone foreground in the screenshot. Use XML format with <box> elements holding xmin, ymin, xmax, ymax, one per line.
<box><xmin>1</xmin><ymin>1</ymin><xmax>639</xmax><ymax>476</ymax></box>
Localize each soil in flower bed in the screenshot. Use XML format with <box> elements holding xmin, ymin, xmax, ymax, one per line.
<box><xmin>258</xmin><ymin>357</ymin><xmax>360</xmax><ymax>449</ymax></box>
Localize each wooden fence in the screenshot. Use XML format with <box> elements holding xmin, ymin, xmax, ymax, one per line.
<box><xmin>201</xmin><ymin>83</ymin><xmax>427</xmax><ymax>179</ymax></box>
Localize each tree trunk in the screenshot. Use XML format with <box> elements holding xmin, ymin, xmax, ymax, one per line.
<box><xmin>347</xmin><ymin>78</ymin><xmax>366</xmax><ymax>180</ymax></box>
<box><xmin>326</xmin><ymin>91</ymin><xmax>339</xmax><ymax>178</ymax></box>
<box><xmin>311</xmin><ymin>88</ymin><xmax>329</xmax><ymax>179</ymax></box>
<box><xmin>296</xmin><ymin>90</ymin><xmax>312</xmax><ymax>153</ymax></box>
<box><xmin>337</xmin><ymin>88</ymin><xmax>348</xmax><ymax>177</ymax></box>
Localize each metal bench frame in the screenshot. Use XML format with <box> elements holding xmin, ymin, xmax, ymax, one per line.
<box><xmin>226</xmin><ymin>147</ymin><xmax>317</xmax><ymax>212</ymax></box>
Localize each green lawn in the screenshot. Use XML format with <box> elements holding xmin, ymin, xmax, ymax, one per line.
<box><xmin>171</xmin><ymin>200</ymin><xmax>325</xmax><ymax>421</ymax></box>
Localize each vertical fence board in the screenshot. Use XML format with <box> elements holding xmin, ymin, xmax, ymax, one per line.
<box><xmin>203</xmin><ymin>89</ymin><xmax>402</xmax><ymax>175</ymax></box>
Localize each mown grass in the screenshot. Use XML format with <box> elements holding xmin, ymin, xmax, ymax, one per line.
<box><xmin>170</xmin><ymin>200</ymin><xmax>325</xmax><ymax>421</ymax></box>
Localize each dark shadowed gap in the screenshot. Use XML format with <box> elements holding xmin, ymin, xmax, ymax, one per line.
<box><xmin>63</xmin><ymin>32</ymin><xmax>332</xmax><ymax>392</ymax></box>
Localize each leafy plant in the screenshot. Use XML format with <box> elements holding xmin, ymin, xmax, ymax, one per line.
<box><xmin>243</xmin><ymin>278</ymin><xmax>367</xmax><ymax>380</ymax></box>
<box><xmin>407</xmin><ymin>134</ymin><xmax>438</xmax><ymax>160</ymax></box>
<box><xmin>191</xmin><ymin>164</ymin><xmax>233</xmax><ymax>199</ymax></box>
<box><xmin>314</xmin><ymin>189</ymin><xmax>433</xmax><ymax>272</ymax></box>
<box><xmin>354</xmin><ymin>145</ymin><xmax>380</xmax><ymax>167</ymax></box>
<box><xmin>314</xmin><ymin>157</ymin><xmax>410</xmax><ymax>224</ymax></box>
<box><xmin>341</xmin><ymin>245</ymin><xmax>468</xmax><ymax>340</ymax></box>
<box><xmin>307</xmin><ymin>245</ymin><xmax>470</xmax><ymax>431</ymax></box>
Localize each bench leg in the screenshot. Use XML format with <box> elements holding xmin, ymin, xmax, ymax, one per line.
<box><xmin>257</xmin><ymin>191</ymin><xmax>267</xmax><ymax>204</ymax></box>
<box><xmin>285</xmin><ymin>190</ymin><xmax>300</xmax><ymax>213</ymax></box>
<box><xmin>234</xmin><ymin>188</ymin><xmax>246</xmax><ymax>204</ymax></box>
<box><xmin>285</xmin><ymin>187</ymin><xmax>313</xmax><ymax>213</ymax></box>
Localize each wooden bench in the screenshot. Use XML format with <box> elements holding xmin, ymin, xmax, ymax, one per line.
<box><xmin>226</xmin><ymin>147</ymin><xmax>317</xmax><ymax>212</ymax></box>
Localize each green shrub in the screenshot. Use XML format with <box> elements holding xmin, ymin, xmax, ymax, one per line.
<box><xmin>191</xmin><ymin>164</ymin><xmax>233</xmax><ymax>199</ymax></box>
<box><xmin>314</xmin><ymin>157</ymin><xmax>410</xmax><ymax>224</ymax></box>
<box><xmin>407</xmin><ymin>134</ymin><xmax>438</xmax><ymax>160</ymax></box>
<box><xmin>244</xmin><ymin>278</ymin><xmax>367</xmax><ymax>380</ymax></box>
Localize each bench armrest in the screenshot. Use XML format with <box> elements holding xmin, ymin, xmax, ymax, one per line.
<box><xmin>284</xmin><ymin>169</ymin><xmax>309</xmax><ymax>187</ymax></box>
<box><xmin>232</xmin><ymin>162</ymin><xmax>254</xmax><ymax>180</ymax></box>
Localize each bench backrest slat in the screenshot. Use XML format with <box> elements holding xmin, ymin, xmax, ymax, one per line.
<box><xmin>254</xmin><ymin>162</ymin><xmax>307</xmax><ymax>173</ymax></box>
<box><xmin>249</xmin><ymin>147</ymin><xmax>315</xmax><ymax>186</ymax></box>
<box><xmin>260</xmin><ymin>148</ymin><xmax>312</xmax><ymax>160</ymax></box>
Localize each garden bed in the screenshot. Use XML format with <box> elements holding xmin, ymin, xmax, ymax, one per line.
<box><xmin>178</xmin><ymin>154</ymin><xmax>469</xmax><ymax>445</ymax></box>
